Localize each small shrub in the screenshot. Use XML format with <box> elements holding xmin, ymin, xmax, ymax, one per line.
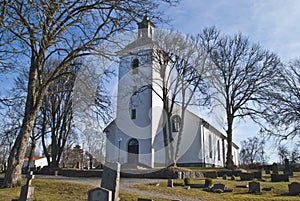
<box><xmin>184</xmin><ymin>178</ymin><xmax>191</xmax><ymax>185</ymax></box>
<box><xmin>205</xmin><ymin>178</ymin><xmax>213</xmax><ymax>187</ymax></box>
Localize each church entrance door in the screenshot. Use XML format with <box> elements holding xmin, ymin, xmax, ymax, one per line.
<box><xmin>128</xmin><ymin>138</ymin><xmax>139</xmax><ymax>164</ymax></box>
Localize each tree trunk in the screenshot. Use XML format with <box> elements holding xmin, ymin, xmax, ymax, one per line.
<box><xmin>3</xmin><ymin>112</ymin><xmax>36</xmax><ymax>187</ymax></box>
<box><xmin>226</xmin><ymin>115</ymin><xmax>234</xmax><ymax>169</ymax></box>
<box><xmin>26</xmin><ymin>138</ymin><xmax>37</xmax><ymax>174</ymax></box>
<box><xmin>4</xmin><ymin>63</ymin><xmax>46</xmax><ymax>187</ymax></box>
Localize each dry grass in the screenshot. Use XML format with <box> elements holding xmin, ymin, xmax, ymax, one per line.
<box><xmin>0</xmin><ymin>179</ymin><xmax>166</xmax><ymax>201</ymax></box>
<box><xmin>134</xmin><ymin>171</ymin><xmax>300</xmax><ymax>201</ymax></box>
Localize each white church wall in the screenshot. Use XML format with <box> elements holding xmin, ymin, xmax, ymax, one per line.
<box><xmin>175</xmin><ymin>110</ymin><xmax>203</xmax><ymax>165</ymax></box>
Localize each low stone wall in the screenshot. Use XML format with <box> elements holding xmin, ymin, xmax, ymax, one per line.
<box><xmin>60</xmin><ymin>169</ymin><xmax>103</xmax><ymax>177</ymax></box>
<box><xmin>216</xmin><ymin>170</ymin><xmax>242</xmax><ymax>177</ymax></box>
<box><xmin>39</xmin><ymin>166</ymin><xmax>243</xmax><ymax>180</ymax></box>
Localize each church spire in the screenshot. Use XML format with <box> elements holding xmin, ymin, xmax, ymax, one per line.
<box><xmin>137</xmin><ymin>16</ymin><xmax>154</xmax><ymax>40</ymax></box>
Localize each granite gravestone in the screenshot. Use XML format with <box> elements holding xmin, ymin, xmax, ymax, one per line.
<box><xmin>272</xmin><ymin>163</ymin><xmax>278</xmax><ymax>174</ymax></box>
<box><xmin>284</xmin><ymin>159</ymin><xmax>293</xmax><ymax>176</ymax></box>
<box><xmin>88</xmin><ymin>187</ymin><xmax>112</xmax><ymax>201</ymax></box>
<box><xmin>167</xmin><ymin>179</ymin><xmax>174</xmax><ymax>187</ymax></box>
<box><xmin>248</xmin><ymin>182</ymin><xmax>260</xmax><ymax>193</ymax></box>
<box><xmin>288</xmin><ymin>182</ymin><xmax>300</xmax><ymax>195</ymax></box>
<box><xmin>100</xmin><ymin>162</ymin><xmax>120</xmax><ymax>201</ymax></box>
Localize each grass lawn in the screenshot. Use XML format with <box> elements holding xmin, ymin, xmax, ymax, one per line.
<box><xmin>133</xmin><ymin>171</ymin><xmax>300</xmax><ymax>201</ymax></box>
<box><xmin>0</xmin><ymin>171</ymin><xmax>299</xmax><ymax>200</ymax></box>
<box><xmin>0</xmin><ymin>178</ymin><xmax>168</xmax><ymax>201</ymax></box>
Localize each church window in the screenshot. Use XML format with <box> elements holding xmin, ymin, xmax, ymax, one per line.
<box><xmin>217</xmin><ymin>140</ymin><xmax>220</xmax><ymax>161</ymax></box>
<box><xmin>128</xmin><ymin>138</ymin><xmax>139</xmax><ymax>146</ymax></box>
<box><xmin>209</xmin><ymin>135</ymin><xmax>212</xmax><ymax>158</ymax></box>
<box><xmin>131</xmin><ymin>109</ymin><xmax>136</xmax><ymax>119</ymax></box>
<box><xmin>132</xmin><ymin>58</ymin><xmax>139</xmax><ymax>74</ymax></box>
<box><xmin>172</xmin><ymin>115</ymin><xmax>181</xmax><ymax>132</ymax></box>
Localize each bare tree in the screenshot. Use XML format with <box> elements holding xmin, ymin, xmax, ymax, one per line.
<box><xmin>239</xmin><ymin>136</ymin><xmax>266</xmax><ymax>166</ymax></box>
<box><xmin>149</xmin><ymin>30</ymin><xmax>210</xmax><ymax>166</ymax></box>
<box><xmin>278</xmin><ymin>145</ymin><xmax>290</xmax><ymax>164</ymax></box>
<box><xmin>260</xmin><ymin>60</ymin><xmax>300</xmax><ymax>141</ymax></box>
<box><xmin>1</xmin><ymin>0</ymin><xmax>176</xmax><ymax>187</ymax></box>
<box><xmin>199</xmin><ymin>27</ymin><xmax>280</xmax><ymax>168</ymax></box>
<box><xmin>40</xmin><ymin>60</ymin><xmax>76</xmax><ymax>168</ymax></box>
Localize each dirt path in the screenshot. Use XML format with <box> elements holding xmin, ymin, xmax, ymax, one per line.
<box><xmin>35</xmin><ymin>175</ymin><xmax>202</xmax><ymax>201</ymax></box>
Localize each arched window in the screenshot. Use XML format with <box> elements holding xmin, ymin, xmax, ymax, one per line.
<box><xmin>172</xmin><ymin>115</ymin><xmax>181</xmax><ymax>132</ymax></box>
<box><xmin>217</xmin><ymin>140</ymin><xmax>220</xmax><ymax>161</ymax></box>
<box><xmin>132</xmin><ymin>58</ymin><xmax>139</xmax><ymax>74</ymax></box>
<box><xmin>209</xmin><ymin>135</ymin><xmax>212</xmax><ymax>158</ymax></box>
<box><xmin>128</xmin><ymin>138</ymin><xmax>139</xmax><ymax>146</ymax></box>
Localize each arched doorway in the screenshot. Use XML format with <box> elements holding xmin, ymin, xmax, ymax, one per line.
<box><xmin>128</xmin><ymin>138</ymin><xmax>139</xmax><ymax>164</ymax></box>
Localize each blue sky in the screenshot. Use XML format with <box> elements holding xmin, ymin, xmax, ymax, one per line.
<box><xmin>164</xmin><ymin>0</ymin><xmax>300</xmax><ymax>62</ymax></box>
<box><xmin>164</xmin><ymin>0</ymin><xmax>300</xmax><ymax>162</ymax></box>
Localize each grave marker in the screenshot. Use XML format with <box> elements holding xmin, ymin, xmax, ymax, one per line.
<box><xmin>284</xmin><ymin>159</ymin><xmax>293</xmax><ymax>176</ymax></box>
<box><xmin>272</xmin><ymin>163</ymin><xmax>278</xmax><ymax>174</ymax></box>
<box><xmin>271</xmin><ymin>174</ymin><xmax>289</xmax><ymax>182</ymax></box>
<box><xmin>100</xmin><ymin>162</ymin><xmax>120</xmax><ymax>201</ymax></box>
<box><xmin>248</xmin><ymin>182</ymin><xmax>260</xmax><ymax>193</ymax></box>
<box><xmin>88</xmin><ymin>187</ymin><xmax>112</xmax><ymax>201</ymax></box>
<box><xmin>167</xmin><ymin>179</ymin><xmax>173</xmax><ymax>187</ymax></box>
<box><xmin>288</xmin><ymin>182</ymin><xmax>300</xmax><ymax>195</ymax></box>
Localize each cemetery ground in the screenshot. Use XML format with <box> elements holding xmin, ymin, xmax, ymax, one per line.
<box><xmin>0</xmin><ymin>170</ymin><xmax>299</xmax><ymax>201</ymax></box>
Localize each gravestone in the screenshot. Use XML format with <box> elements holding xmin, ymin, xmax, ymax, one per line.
<box><xmin>248</xmin><ymin>182</ymin><xmax>260</xmax><ymax>193</ymax></box>
<box><xmin>272</xmin><ymin>163</ymin><xmax>278</xmax><ymax>174</ymax></box>
<box><xmin>240</xmin><ymin>173</ymin><xmax>254</xmax><ymax>181</ymax></box>
<box><xmin>222</xmin><ymin>174</ymin><xmax>227</xmax><ymax>180</ymax></box>
<box><xmin>212</xmin><ymin>183</ymin><xmax>226</xmax><ymax>193</ymax></box>
<box><xmin>167</xmin><ymin>179</ymin><xmax>173</xmax><ymax>187</ymax></box>
<box><xmin>271</xmin><ymin>174</ymin><xmax>289</xmax><ymax>182</ymax></box>
<box><xmin>231</xmin><ymin>175</ymin><xmax>236</xmax><ymax>180</ymax></box>
<box><xmin>284</xmin><ymin>159</ymin><xmax>293</xmax><ymax>176</ymax></box>
<box><xmin>288</xmin><ymin>182</ymin><xmax>300</xmax><ymax>195</ymax></box>
<box><xmin>100</xmin><ymin>162</ymin><xmax>120</xmax><ymax>201</ymax></box>
<box><xmin>88</xmin><ymin>187</ymin><xmax>112</xmax><ymax>201</ymax></box>
<box><xmin>253</xmin><ymin>171</ymin><xmax>262</xmax><ymax>180</ymax></box>
<box><xmin>19</xmin><ymin>171</ymin><xmax>35</xmax><ymax>201</ymax></box>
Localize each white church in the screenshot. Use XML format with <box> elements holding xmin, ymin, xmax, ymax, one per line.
<box><xmin>104</xmin><ymin>17</ymin><xmax>239</xmax><ymax>168</ymax></box>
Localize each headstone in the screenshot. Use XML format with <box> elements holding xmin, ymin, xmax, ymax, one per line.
<box><xmin>100</xmin><ymin>162</ymin><xmax>120</xmax><ymax>201</ymax></box>
<box><xmin>222</xmin><ymin>174</ymin><xmax>227</xmax><ymax>180</ymax></box>
<box><xmin>19</xmin><ymin>171</ymin><xmax>35</xmax><ymax>201</ymax></box>
<box><xmin>212</xmin><ymin>183</ymin><xmax>226</xmax><ymax>192</ymax></box>
<box><xmin>271</xmin><ymin>174</ymin><xmax>289</xmax><ymax>182</ymax></box>
<box><xmin>265</xmin><ymin>168</ymin><xmax>270</xmax><ymax>174</ymax></box>
<box><xmin>231</xmin><ymin>175</ymin><xmax>236</xmax><ymax>180</ymax></box>
<box><xmin>253</xmin><ymin>171</ymin><xmax>262</xmax><ymax>180</ymax></box>
<box><xmin>272</xmin><ymin>163</ymin><xmax>278</xmax><ymax>174</ymax></box>
<box><xmin>88</xmin><ymin>187</ymin><xmax>112</xmax><ymax>201</ymax></box>
<box><xmin>284</xmin><ymin>159</ymin><xmax>293</xmax><ymax>176</ymax></box>
<box><xmin>167</xmin><ymin>179</ymin><xmax>173</xmax><ymax>187</ymax></box>
<box><xmin>262</xmin><ymin>187</ymin><xmax>272</xmax><ymax>191</ymax></box>
<box><xmin>236</xmin><ymin>185</ymin><xmax>248</xmax><ymax>188</ymax></box>
<box><xmin>248</xmin><ymin>182</ymin><xmax>260</xmax><ymax>193</ymax></box>
<box><xmin>288</xmin><ymin>182</ymin><xmax>300</xmax><ymax>195</ymax></box>
<box><xmin>240</xmin><ymin>173</ymin><xmax>254</xmax><ymax>181</ymax></box>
